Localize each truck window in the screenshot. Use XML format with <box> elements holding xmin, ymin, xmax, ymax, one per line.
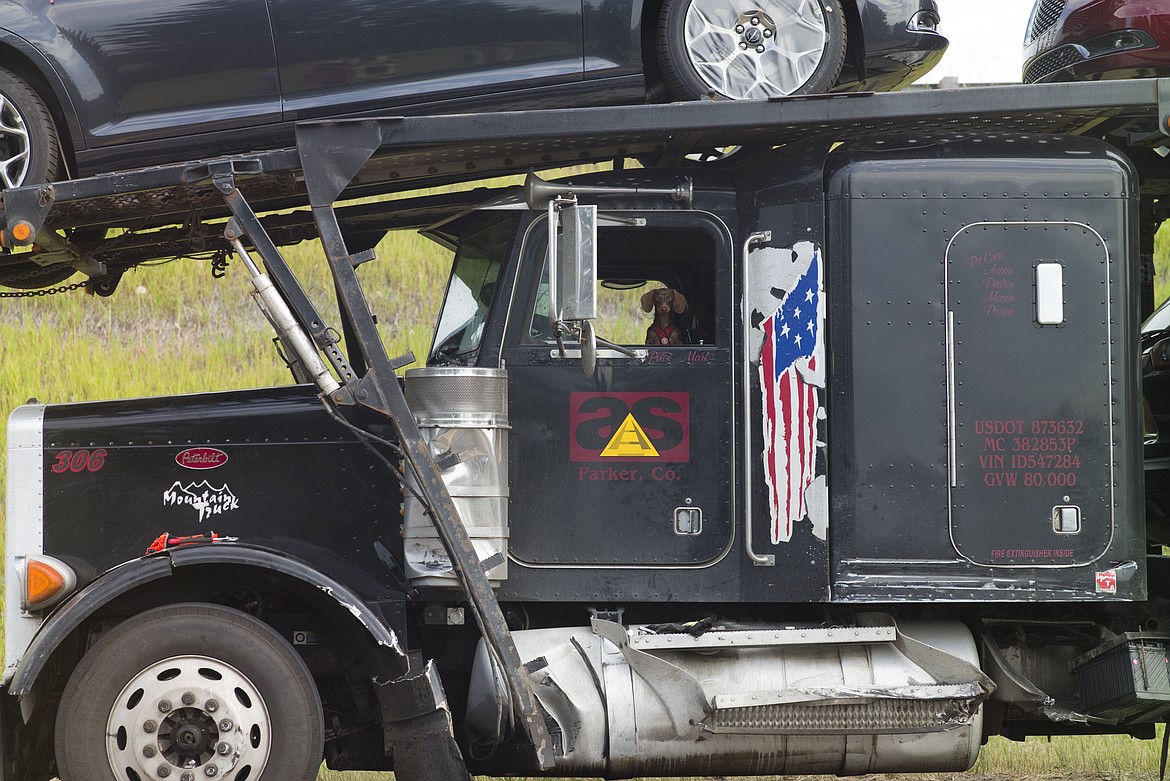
<box><xmin>428</xmin><ymin>215</ymin><xmax>516</xmax><ymax>365</ymax></box>
<box><xmin>527</xmin><ymin>223</ymin><xmax>716</xmax><ymax>346</ymax></box>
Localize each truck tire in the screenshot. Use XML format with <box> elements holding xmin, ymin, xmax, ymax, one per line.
<box><xmin>55</xmin><ymin>603</ymin><xmax>324</xmax><ymax>781</ymax></box>
<box><xmin>658</xmin><ymin>0</ymin><xmax>847</xmax><ymax>100</ymax></box>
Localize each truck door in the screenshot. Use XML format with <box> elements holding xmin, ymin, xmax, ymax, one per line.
<box><xmin>501</xmin><ymin>212</ymin><xmax>735</xmax><ymax>569</ymax></box>
<box><xmin>947</xmin><ymin>222</ymin><xmax>1115</xmax><ymax>566</ymax></box>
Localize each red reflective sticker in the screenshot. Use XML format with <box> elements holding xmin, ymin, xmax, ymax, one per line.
<box><xmin>176</xmin><ymin>447</ymin><xmax>229</xmax><ymax>470</ymax></box>
<box><xmin>1095</xmin><ymin>569</ymin><xmax>1117</xmax><ymax>594</ymax></box>
<box><xmin>569</xmin><ymin>392</ymin><xmax>689</xmax><ymax>462</ymax></box>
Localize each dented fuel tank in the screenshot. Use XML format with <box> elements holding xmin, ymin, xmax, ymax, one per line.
<box><xmin>466</xmin><ymin>617</ymin><xmax>988</xmax><ymax>777</ymax></box>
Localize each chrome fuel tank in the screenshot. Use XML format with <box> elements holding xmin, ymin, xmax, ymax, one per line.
<box><xmin>467</xmin><ymin>618</ymin><xmax>986</xmax><ymax>776</ymax></box>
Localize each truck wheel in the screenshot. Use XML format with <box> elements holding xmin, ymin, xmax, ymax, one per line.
<box><xmin>55</xmin><ymin>603</ymin><xmax>324</xmax><ymax>781</ymax></box>
<box><xmin>0</xmin><ymin>67</ymin><xmax>58</xmax><ymax>189</ymax></box>
<box><xmin>658</xmin><ymin>0</ymin><xmax>847</xmax><ymax>100</ymax></box>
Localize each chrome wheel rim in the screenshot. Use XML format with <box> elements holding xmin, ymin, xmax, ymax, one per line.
<box><xmin>105</xmin><ymin>655</ymin><xmax>272</xmax><ymax>781</ymax></box>
<box><xmin>0</xmin><ymin>92</ymin><xmax>30</xmax><ymax>188</ymax></box>
<box><xmin>683</xmin><ymin>0</ymin><xmax>829</xmax><ymax>99</ymax></box>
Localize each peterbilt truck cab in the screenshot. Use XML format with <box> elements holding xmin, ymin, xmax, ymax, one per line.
<box><xmin>2</xmin><ymin>99</ymin><xmax>1167</xmax><ymax>781</ymax></box>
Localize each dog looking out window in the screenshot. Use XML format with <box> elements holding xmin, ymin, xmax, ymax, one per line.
<box><xmin>642</xmin><ymin>287</ymin><xmax>688</xmax><ymax>346</ymax></box>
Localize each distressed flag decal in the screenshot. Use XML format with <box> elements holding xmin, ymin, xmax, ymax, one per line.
<box><xmin>758</xmin><ymin>245</ymin><xmax>826</xmax><ymax>543</ymax></box>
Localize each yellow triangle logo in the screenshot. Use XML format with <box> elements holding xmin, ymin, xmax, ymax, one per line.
<box><xmin>600</xmin><ymin>414</ymin><xmax>660</xmax><ymax>458</ymax></box>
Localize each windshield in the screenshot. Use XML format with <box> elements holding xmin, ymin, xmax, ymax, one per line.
<box><xmin>1145</xmin><ymin>297</ymin><xmax>1170</xmax><ymax>334</ymax></box>
<box><xmin>429</xmin><ymin>214</ymin><xmax>517</xmax><ymax>365</ymax></box>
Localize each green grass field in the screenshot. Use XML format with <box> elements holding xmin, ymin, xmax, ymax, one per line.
<box><xmin>3</xmin><ymin>189</ymin><xmax>1170</xmax><ymax>780</ymax></box>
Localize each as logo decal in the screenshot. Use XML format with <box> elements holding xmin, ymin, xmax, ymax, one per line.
<box><xmin>600</xmin><ymin>415</ymin><xmax>659</xmax><ymax>458</ymax></box>
<box><xmin>570</xmin><ymin>393</ymin><xmax>689</xmax><ymax>462</ymax></box>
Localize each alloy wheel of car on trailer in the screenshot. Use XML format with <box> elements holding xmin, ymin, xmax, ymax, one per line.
<box><xmin>55</xmin><ymin>603</ymin><xmax>323</xmax><ymax>781</ymax></box>
<box><xmin>658</xmin><ymin>0</ymin><xmax>846</xmax><ymax>100</ymax></box>
<box><xmin>0</xmin><ymin>66</ymin><xmax>78</xmax><ymax>289</ymax></box>
<box><xmin>0</xmin><ymin>67</ymin><xmax>56</xmax><ymax>190</ymax></box>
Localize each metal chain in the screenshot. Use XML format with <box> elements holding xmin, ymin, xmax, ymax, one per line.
<box><xmin>0</xmin><ymin>279</ymin><xmax>89</xmax><ymax>298</ymax></box>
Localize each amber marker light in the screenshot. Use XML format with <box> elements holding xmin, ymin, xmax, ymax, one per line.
<box><xmin>18</xmin><ymin>555</ymin><xmax>77</xmax><ymax>612</ymax></box>
<box><xmin>9</xmin><ymin>221</ymin><xmax>32</xmax><ymax>243</ymax></box>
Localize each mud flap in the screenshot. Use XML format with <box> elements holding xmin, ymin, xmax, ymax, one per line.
<box><xmin>376</xmin><ymin>659</ymin><xmax>472</xmax><ymax>781</ymax></box>
<box><xmin>387</xmin><ymin>709</ymin><xmax>472</xmax><ymax>781</ymax></box>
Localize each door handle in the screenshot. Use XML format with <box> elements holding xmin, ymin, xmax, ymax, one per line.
<box><xmin>743</xmin><ymin>230</ymin><xmax>776</xmax><ymax>566</ymax></box>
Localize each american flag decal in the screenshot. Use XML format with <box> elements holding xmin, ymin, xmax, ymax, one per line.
<box><xmin>759</xmin><ymin>249</ymin><xmax>824</xmax><ymax>543</ymax></box>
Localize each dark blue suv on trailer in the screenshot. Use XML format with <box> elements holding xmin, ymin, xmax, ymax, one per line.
<box><xmin>0</xmin><ymin>0</ymin><xmax>945</xmax><ymax>187</ymax></box>
<box><xmin>0</xmin><ymin>0</ymin><xmax>944</xmax><ymax>288</ymax></box>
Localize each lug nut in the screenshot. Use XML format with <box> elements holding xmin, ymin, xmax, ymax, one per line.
<box><xmin>181</xmin><ymin>773</ymin><xmax>194</xmax><ymax>781</ymax></box>
<box><xmin>157</xmin><ymin>767</ymin><xmax>171</xmax><ymax>778</ymax></box>
<box><xmin>763</xmin><ymin>28</ymin><xmax>772</xmax><ymax>37</ymax></box>
<box><xmin>751</xmin><ymin>16</ymin><xmax>759</xmax><ymax>24</ymax></box>
<box><xmin>181</xmin><ymin>692</ymin><xmax>195</xmax><ymax>706</ymax></box>
<box><xmin>735</xmin><ymin>24</ymin><xmax>744</xmax><ymax>32</ymax></box>
<box><xmin>144</xmin><ymin>720</ymin><xmax>158</xmax><ymax>734</ymax></box>
<box><xmin>740</xmin><ymin>42</ymin><xmax>748</xmax><ymax>49</ymax></box>
<box><xmin>216</xmin><ymin>742</ymin><xmax>232</xmax><ymax>756</ymax></box>
<box><xmin>205</xmin><ymin>700</ymin><xmax>218</xmax><ymax>713</ymax></box>
<box><xmin>205</xmin><ymin>765</ymin><xmax>219</xmax><ymax>777</ymax></box>
<box><xmin>143</xmin><ymin>746</ymin><xmax>157</xmax><ymax>758</ymax></box>
<box><xmin>756</xmin><ymin>44</ymin><xmax>765</xmax><ymax>53</ymax></box>
<box><xmin>158</xmin><ymin>700</ymin><xmax>172</xmax><ymax>714</ymax></box>
<box><xmin>219</xmin><ymin>719</ymin><xmax>234</xmax><ymax>732</ymax></box>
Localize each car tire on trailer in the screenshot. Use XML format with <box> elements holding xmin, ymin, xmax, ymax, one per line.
<box><xmin>0</xmin><ymin>66</ymin><xmax>58</xmax><ymax>189</ymax></box>
<box><xmin>0</xmin><ymin>67</ymin><xmax>77</xmax><ymax>289</ymax></box>
<box><xmin>0</xmin><ymin>258</ymin><xmax>77</xmax><ymax>289</ymax></box>
<box><xmin>657</xmin><ymin>0</ymin><xmax>847</xmax><ymax>100</ymax></box>
<box><xmin>55</xmin><ymin>603</ymin><xmax>324</xmax><ymax>781</ymax></box>
<box><xmin>0</xmin><ymin>223</ymin><xmax>112</xmax><ymax>289</ymax></box>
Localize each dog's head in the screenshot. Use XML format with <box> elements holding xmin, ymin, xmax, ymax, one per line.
<box><xmin>641</xmin><ymin>287</ymin><xmax>687</xmax><ymax>317</ymax></box>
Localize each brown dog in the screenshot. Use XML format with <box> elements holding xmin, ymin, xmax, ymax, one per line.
<box><xmin>642</xmin><ymin>287</ymin><xmax>688</xmax><ymax>345</ymax></box>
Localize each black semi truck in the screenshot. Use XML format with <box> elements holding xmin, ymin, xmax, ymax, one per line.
<box><xmin>4</xmin><ymin>81</ymin><xmax>1170</xmax><ymax>780</ymax></box>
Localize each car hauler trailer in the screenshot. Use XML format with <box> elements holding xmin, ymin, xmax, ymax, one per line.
<box><xmin>4</xmin><ymin>80</ymin><xmax>1170</xmax><ymax>780</ymax></box>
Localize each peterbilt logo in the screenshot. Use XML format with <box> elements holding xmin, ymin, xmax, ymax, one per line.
<box><xmin>176</xmin><ymin>447</ymin><xmax>228</xmax><ymax>470</ymax></box>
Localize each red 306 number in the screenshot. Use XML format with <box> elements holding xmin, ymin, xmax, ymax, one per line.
<box><xmin>50</xmin><ymin>449</ymin><xmax>107</xmax><ymax>473</ymax></box>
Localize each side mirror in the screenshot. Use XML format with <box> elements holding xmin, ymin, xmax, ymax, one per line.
<box><xmin>555</xmin><ymin>203</ymin><xmax>597</xmax><ymax>322</ymax></box>
<box><xmin>580</xmin><ymin>320</ymin><xmax>596</xmax><ymax>378</ymax></box>
<box><xmin>528</xmin><ymin>175</ymin><xmax>601</xmax><ymax>375</ymax></box>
